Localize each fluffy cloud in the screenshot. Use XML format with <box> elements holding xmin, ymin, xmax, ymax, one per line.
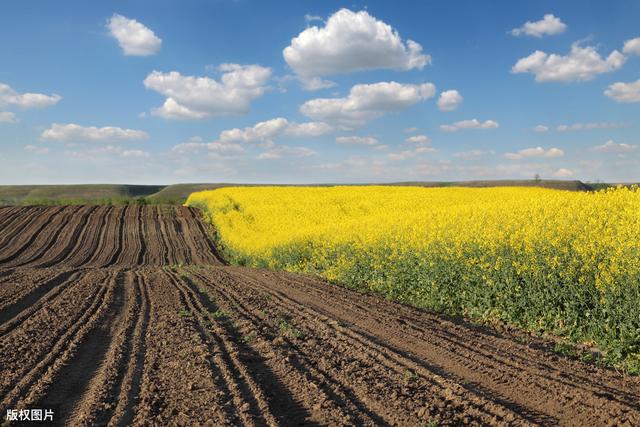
<box><xmin>604</xmin><ymin>79</ymin><xmax>640</xmax><ymax>103</ymax></box>
<box><xmin>556</xmin><ymin>122</ymin><xmax>624</xmax><ymax>131</ymax></box>
<box><xmin>405</xmin><ymin>135</ymin><xmax>430</xmax><ymax>144</ymax></box>
<box><xmin>107</xmin><ymin>14</ymin><xmax>161</xmax><ymax>56</ymax></box>
<box><xmin>512</xmin><ymin>43</ymin><xmax>625</xmax><ymax>82</ymax></box>
<box><xmin>623</xmin><ymin>37</ymin><xmax>640</xmax><ymax>56</ymax></box>
<box><xmin>510</xmin><ymin>14</ymin><xmax>567</xmax><ymax>38</ymax></box>
<box><xmin>41</xmin><ymin>123</ymin><xmax>148</xmax><ymax>142</ymax></box>
<box><xmin>218</xmin><ymin>117</ymin><xmax>331</xmax><ymax>145</ymax></box>
<box><xmin>0</xmin><ymin>83</ymin><xmax>61</xmax><ymax>109</ymax></box>
<box><xmin>258</xmin><ymin>146</ymin><xmax>316</xmax><ymax>160</ymax></box>
<box><xmin>440</xmin><ymin>119</ymin><xmax>499</xmax><ymax>132</ymax></box>
<box><xmin>301</xmin><ymin>81</ymin><xmax>435</xmax><ymax>127</ymax></box>
<box><xmin>591</xmin><ymin>139</ymin><xmax>637</xmax><ymax>153</ymax></box>
<box><xmin>437</xmin><ymin>90</ymin><xmax>463</xmax><ymax>112</ymax></box>
<box><xmin>504</xmin><ymin>146</ymin><xmax>564</xmax><ymax>160</ymax></box>
<box><xmin>0</xmin><ymin>111</ymin><xmax>17</xmax><ymax>123</ymax></box>
<box><xmin>534</xmin><ymin>125</ymin><xmax>549</xmax><ymax>132</ymax></box>
<box><xmin>283</xmin><ymin>9</ymin><xmax>430</xmax><ymax>79</ymax></box>
<box><xmin>336</xmin><ymin>136</ymin><xmax>379</xmax><ymax>146</ymax></box>
<box><xmin>404</xmin><ymin>127</ymin><xmax>419</xmax><ymax>133</ymax></box>
<box><xmin>144</xmin><ymin>64</ymin><xmax>272</xmax><ymax>119</ymax></box>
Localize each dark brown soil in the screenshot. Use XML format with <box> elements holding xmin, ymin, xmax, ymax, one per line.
<box><xmin>1</xmin><ymin>206</ymin><xmax>639</xmax><ymax>426</ymax></box>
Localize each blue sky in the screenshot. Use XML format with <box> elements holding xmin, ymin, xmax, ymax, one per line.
<box><xmin>1</xmin><ymin>0</ymin><xmax>639</xmax><ymax>184</ymax></box>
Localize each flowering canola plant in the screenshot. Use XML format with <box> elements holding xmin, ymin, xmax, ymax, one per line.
<box><xmin>186</xmin><ymin>185</ymin><xmax>640</xmax><ymax>369</ymax></box>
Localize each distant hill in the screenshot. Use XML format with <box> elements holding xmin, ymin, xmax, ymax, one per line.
<box><xmin>0</xmin><ymin>180</ymin><xmax>626</xmax><ymax>206</ymax></box>
<box><xmin>0</xmin><ymin>184</ymin><xmax>164</xmax><ymax>205</ymax></box>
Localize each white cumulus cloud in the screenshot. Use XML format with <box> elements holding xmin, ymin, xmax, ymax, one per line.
<box><xmin>512</xmin><ymin>42</ymin><xmax>625</xmax><ymax>82</ymax></box>
<box><xmin>534</xmin><ymin>125</ymin><xmax>549</xmax><ymax>132</ymax></box>
<box><xmin>405</xmin><ymin>135</ymin><xmax>430</xmax><ymax>144</ymax></box>
<box><xmin>437</xmin><ymin>90</ymin><xmax>463</xmax><ymax>112</ymax></box>
<box><xmin>504</xmin><ymin>146</ymin><xmax>564</xmax><ymax>160</ymax></box>
<box><xmin>440</xmin><ymin>119</ymin><xmax>499</xmax><ymax>132</ymax></box>
<box><xmin>0</xmin><ymin>83</ymin><xmax>61</xmax><ymax>109</ymax></box>
<box><xmin>591</xmin><ymin>139</ymin><xmax>637</xmax><ymax>153</ymax></box>
<box><xmin>623</xmin><ymin>37</ymin><xmax>640</xmax><ymax>56</ymax></box>
<box><xmin>41</xmin><ymin>123</ymin><xmax>148</xmax><ymax>142</ymax></box>
<box><xmin>301</xmin><ymin>81</ymin><xmax>435</xmax><ymax>128</ymax></box>
<box><xmin>144</xmin><ymin>64</ymin><xmax>272</xmax><ymax>119</ymax></box>
<box><xmin>336</xmin><ymin>136</ymin><xmax>379</xmax><ymax>146</ymax></box>
<box><xmin>218</xmin><ymin>117</ymin><xmax>331</xmax><ymax>145</ymax></box>
<box><xmin>283</xmin><ymin>8</ymin><xmax>430</xmax><ymax>80</ymax></box>
<box><xmin>604</xmin><ymin>79</ymin><xmax>640</xmax><ymax>103</ymax></box>
<box><xmin>510</xmin><ymin>14</ymin><xmax>567</xmax><ymax>38</ymax></box>
<box><xmin>107</xmin><ymin>14</ymin><xmax>161</xmax><ymax>56</ymax></box>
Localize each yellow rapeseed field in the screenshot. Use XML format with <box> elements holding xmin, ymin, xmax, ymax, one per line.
<box><xmin>187</xmin><ymin>185</ymin><xmax>640</xmax><ymax>369</ymax></box>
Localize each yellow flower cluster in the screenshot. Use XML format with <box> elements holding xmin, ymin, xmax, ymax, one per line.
<box><xmin>187</xmin><ymin>185</ymin><xmax>639</xmax><ymax>286</ymax></box>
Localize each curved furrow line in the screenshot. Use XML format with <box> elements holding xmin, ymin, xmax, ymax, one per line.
<box><xmin>188</xmin><ymin>270</ymin><xmax>404</xmax><ymax>426</ymax></box>
<box><xmin>170</xmin><ymin>209</ymin><xmax>194</xmax><ymax>265</ymax></box>
<box><xmin>262</xmin><ymin>269</ymin><xmax>640</xmax><ymax>416</ymax></box>
<box><xmin>153</xmin><ymin>207</ymin><xmax>171</xmax><ymax>265</ymax></box>
<box><xmin>26</xmin><ymin>270</ymin><xmax>125</xmax><ymax>423</ymax></box>
<box><xmin>29</xmin><ymin>205</ymin><xmax>101</xmax><ymax>268</ymax></box>
<box><xmin>235</xmin><ymin>268</ymin><xmax>640</xmax><ymax>425</ymax></box>
<box><xmin>0</xmin><ymin>206</ymin><xmax>23</xmax><ymax>230</ymax></box>
<box><xmin>62</xmin><ymin>270</ymin><xmax>140</xmax><ymax>426</ymax></box>
<box><xmin>0</xmin><ymin>206</ymin><xmax>77</xmax><ymax>266</ymax></box>
<box><xmin>162</xmin><ymin>207</ymin><xmax>187</xmax><ymax>265</ymax></box>
<box><xmin>134</xmin><ymin>205</ymin><xmax>148</xmax><ymax>266</ymax></box>
<box><xmin>0</xmin><ymin>206</ymin><xmax>59</xmax><ymax>256</ymax></box>
<box><xmin>0</xmin><ymin>270</ymin><xmax>81</xmax><ymax>336</ymax></box>
<box><xmin>132</xmin><ymin>269</ymin><xmax>233</xmax><ymax>425</ymax></box>
<box><xmin>10</xmin><ymin>206</ymin><xmax>95</xmax><ymax>268</ymax></box>
<box><xmin>165</xmin><ymin>269</ymin><xmax>278</xmax><ymax>427</ymax></box>
<box><xmin>230</xmin><ymin>270</ymin><xmax>563</xmax><ymax>424</ymax></box>
<box><xmin>66</xmin><ymin>205</ymin><xmax>112</xmax><ymax>267</ymax></box>
<box><xmin>0</xmin><ymin>268</ymin><xmax>62</xmax><ymax>309</ymax></box>
<box><xmin>85</xmin><ymin>206</ymin><xmax>122</xmax><ymax>268</ymax></box>
<box><xmin>109</xmin><ymin>271</ymin><xmax>150</xmax><ymax>427</ymax></box>
<box><xmin>0</xmin><ymin>270</ymin><xmax>115</xmax><ymax>410</ymax></box>
<box><xmin>157</xmin><ymin>207</ymin><xmax>175</xmax><ymax>265</ymax></box>
<box><xmin>0</xmin><ymin>207</ymin><xmax>44</xmax><ymax>246</ymax></box>
<box><xmin>187</xmin><ymin>207</ymin><xmax>225</xmax><ymax>265</ymax></box>
<box><xmin>195</xmin><ymin>269</ymin><xmax>517</xmax><ymax>426</ymax></box>
<box><xmin>103</xmin><ymin>205</ymin><xmax>129</xmax><ymax>267</ymax></box>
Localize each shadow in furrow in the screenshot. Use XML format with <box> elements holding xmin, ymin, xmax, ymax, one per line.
<box><xmin>35</xmin><ymin>271</ymin><xmax>125</xmax><ymax>422</ymax></box>
<box><xmin>182</xmin><ymin>274</ymin><xmax>320</xmax><ymax>426</ymax></box>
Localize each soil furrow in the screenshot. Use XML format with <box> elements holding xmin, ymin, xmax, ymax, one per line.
<box><xmin>0</xmin><ymin>270</ymin><xmax>80</xmax><ymax>335</ymax></box>
<box><xmin>195</xmin><ymin>268</ymin><xmax>519</xmax><ymax>426</ymax></box>
<box><xmin>0</xmin><ymin>270</ymin><xmax>115</xmax><ymax>410</ymax></box>
<box><xmin>165</xmin><ymin>269</ymin><xmax>272</xmax><ymax>426</ymax></box>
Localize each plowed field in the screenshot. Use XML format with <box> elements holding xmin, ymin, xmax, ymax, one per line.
<box><xmin>1</xmin><ymin>206</ymin><xmax>639</xmax><ymax>426</ymax></box>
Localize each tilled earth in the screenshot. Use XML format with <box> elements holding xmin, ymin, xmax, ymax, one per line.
<box><xmin>0</xmin><ymin>205</ymin><xmax>639</xmax><ymax>426</ymax></box>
